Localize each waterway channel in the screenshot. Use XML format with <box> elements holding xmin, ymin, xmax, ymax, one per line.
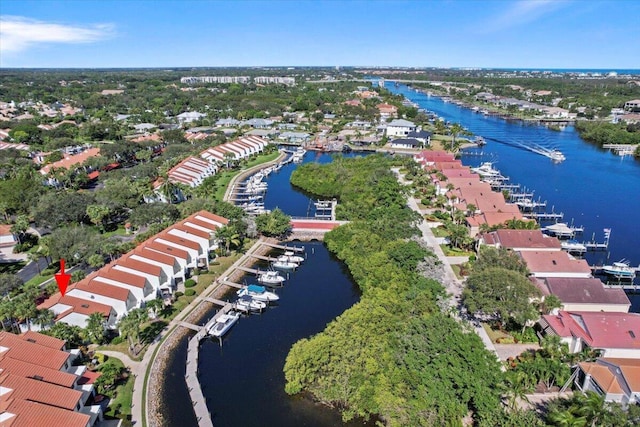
<box><xmin>386</xmin><ymin>83</ymin><xmax>640</xmax><ymax>310</ymax></box>
<box><xmin>160</xmin><ymin>151</ymin><xmax>373</xmax><ymax>427</ymax></box>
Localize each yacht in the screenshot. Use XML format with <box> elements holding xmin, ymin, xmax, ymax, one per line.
<box><xmin>471</xmin><ymin>162</ymin><xmax>502</xmax><ymax>178</ymax></box>
<box><xmin>257</xmin><ymin>270</ymin><xmax>286</xmax><ymax>286</ymax></box>
<box><xmin>207</xmin><ymin>311</ymin><xmax>240</xmax><ymax>338</ymax></box>
<box><xmin>237</xmin><ymin>285</ymin><xmax>280</xmax><ymax>303</ymax></box>
<box><xmin>601</xmin><ymin>260</ymin><xmax>637</xmax><ymax>279</ymax></box>
<box><xmin>235</xmin><ymin>295</ymin><xmax>267</xmax><ymax>312</ymax></box>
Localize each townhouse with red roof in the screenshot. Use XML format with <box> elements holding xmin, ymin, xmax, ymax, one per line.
<box><xmin>518</xmin><ymin>251</ymin><xmax>592</xmax><ymax>278</ymax></box>
<box><xmin>532</xmin><ymin>277</ymin><xmax>631</xmax><ymax>313</ymax></box>
<box><xmin>539</xmin><ymin>311</ymin><xmax>640</xmax><ymax>358</ymax></box>
<box><xmin>0</xmin><ymin>331</ymin><xmax>102</xmax><ymax>426</ymax></box>
<box><xmin>37</xmin><ymin>211</ymin><xmax>228</xmax><ymax>330</ymax></box>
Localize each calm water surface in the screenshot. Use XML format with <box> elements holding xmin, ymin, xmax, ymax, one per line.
<box><xmin>386</xmin><ymin>83</ymin><xmax>640</xmax><ymax>309</ymax></box>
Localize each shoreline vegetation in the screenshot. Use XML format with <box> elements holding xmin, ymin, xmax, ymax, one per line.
<box><xmin>285</xmin><ymin>155</ymin><xmax>511</xmax><ymax>426</ymax></box>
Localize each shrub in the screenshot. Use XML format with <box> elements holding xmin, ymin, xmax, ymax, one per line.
<box><xmin>185</xmin><ymin>289</ymin><xmax>196</xmax><ymax>297</ymax></box>
<box><xmin>184</xmin><ymin>279</ymin><xmax>196</xmax><ymax>288</ymax></box>
<box><xmin>110</xmin><ymin>336</ymin><xmax>125</xmax><ymax>345</ymax></box>
<box><xmin>174</xmin><ymin>291</ymin><xmax>184</xmax><ymax>298</ymax></box>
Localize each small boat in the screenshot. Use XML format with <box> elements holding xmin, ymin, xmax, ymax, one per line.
<box><xmin>272</xmin><ymin>259</ymin><xmax>298</xmax><ymax>270</ymax></box>
<box><xmin>560</xmin><ymin>240</ymin><xmax>587</xmax><ymax>254</ymax></box>
<box><xmin>549</xmin><ymin>149</ymin><xmax>566</xmax><ymax>162</ymax></box>
<box><xmin>237</xmin><ymin>284</ymin><xmax>280</xmax><ymax>302</ymax></box>
<box><xmin>473</xmin><ymin>136</ymin><xmax>486</xmax><ymax>146</ymax></box>
<box><xmin>281</xmin><ymin>250</ymin><xmax>304</xmax><ymax>263</ymax></box>
<box><xmin>235</xmin><ymin>295</ymin><xmax>267</xmax><ymax>312</ymax></box>
<box><xmin>257</xmin><ymin>270</ymin><xmax>286</xmax><ymax>286</ymax></box>
<box><xmin>207</xmin><ymin>311</ymin><xmax>240</xmax><ymax>337</ymax></box>
<box><xmin>601</xmin><ymin>260</ymin><xmax>637</xmax><ymax>279</ymax></box>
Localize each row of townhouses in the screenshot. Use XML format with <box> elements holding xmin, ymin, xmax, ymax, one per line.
<box><xmin>163</xmin><ymin>135</ymin><xmax>269</xmax><ymax>189</ymax></box>
<box><xmin>415</xmin><ymin>150</ymin><xmax>639</xmax><ymax>406</ymax></box>
<box><xmin>0</xmin><ymin>331</ymin><xmax>103</xmax><ymax>427</ymax></box>
<box><xmin>37</xmin><ymin>211</ymin><xmax>228</xmax><ymax>330</ymax></box>
<box><xmin>180</xmin><ymin>76</ymin><xmax>295</xmax><ymax>85</ymax></box>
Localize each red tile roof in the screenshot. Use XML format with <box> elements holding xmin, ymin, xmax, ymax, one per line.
<box><xmin>0</xmin><ymin>355</ymin><xmax>77</xmax><ymax>388</ymax></box>
<box><xmin>38</xmin><ymin>294</ymin><xmax>113</xmax><ymax>318</ymax></box>
<box><xmin>97</xmin><ymin>266</ymin><xmax>149</xmax><ymax>289</ymax></box>
<box><xmin>3</xmin><ymin>399</ymin><xmax>90</xmax><ymax>427</ymax></box>
<box><xmin>542</xmin><ymin>311</ymin><xmax>640</xmax><ymax>350</ymax></box>
<box><xmin>0</xmin><ymin>373</ymin><xmax>82</xmax><ymax>410</ymax></box>
<box><xmin>481</xmin><ymin>229</ymin><xmax>562</xmax><ymax>250</ymax></box>
<box><xmin>19</xmin><ymin>331</ymin><xmax>66</xmax><ymax>350</ymax></box>
<box><xmin>40</xmin><ymin>147</ymin><xmax>100</xmax><ymax>175</ymax></box>
<box><xmin>116</xmin><ymin>254</ymin><xmax>164</xmax><ymax>276</ymax></box>
<box><xmin>134</xmin><ymin>247</ymin><xmax>179</xmax><ymax>268</ymax></box>
<box><xmin>194</xmin><ymin>210</ymin><xmax>229</xmax><ymax>226</ymax></box>
<box><xmin>519</xmin><ymin>251</ymin><xmax>592</xmax><ymax>275</ymax></box>
<box><xmin>156</xmin><ymin>231</ymin><xmax>201</xmax><ymax>252</ymax></box>
<box><xmin>578</xmin><ymin>358</ymin><xmax>640</xmax><ymax>394</ymax></box>
<box><xmin>145</xmin><ymin>240</ymin><xmax>190</xmax><ymax>262</ymax></box>
<box><xmin>0</xmin><ymin>332</ymin><xmax>70</xmax><ymax>371</ymax></box>
<box><xmin>73</xmin><ymin>276</ymin><xmax>132</xmax><ymax>301</ymax></box>
<box><xmin>466</xmin><ymin>211</ymin><xmax>524</xmax><ymax>227</ymax></box>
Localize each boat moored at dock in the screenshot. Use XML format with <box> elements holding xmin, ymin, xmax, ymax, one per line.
<box><xmin>257</xmin><ymin>270</ymin><xmax>286</xmax><ymax>286</ymax></box>
<box><xmin>237</xmin><ymin>284</ymin><xmax>280</xmax><ymax>303</ymax></box>
<box><xmin>235</xmin><ymin>295</ymin><xmax>267</xmax><ymax>312</ymax></box>
<box><xmin>207</xmin><ymin>311</ymin><xmax>241</xmax><ymax>338</ymax></box>
<box><xmin>600</xmin><ymin>260</ymin><xmax>639</xmax><ymax>279</ymax></box>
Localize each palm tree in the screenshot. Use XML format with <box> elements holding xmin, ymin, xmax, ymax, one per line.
<box><xmin>548</xmin><ymin>409</ymin><xmax>587</xmax><ymax>427</ymax></box>
<box><xmin>85</xmin><ymin>312</ymin><xmax>106</xmax><ymax>344</ymax></box>
<box><xmin>580</xmin><ymin>391</ymin><xmax>605</xmax><ymax>427</ymax></box>
<box><xmin>503</xmin><ymin>371</ymin><xmax>532</xmax><ymax>411</ymax></box>
<box><xmin>33</xmin><ymin>309</ymin><xmax>55</xmax><ymax>330</ymax></box>
<box><xmin>449</xmin><ymin>123</ymin><xmax>464</xmax><ymax>149</ymax></box>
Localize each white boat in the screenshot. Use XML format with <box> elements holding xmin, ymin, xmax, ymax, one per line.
<box><xmin>237</xmin><ymin>284</ymin><xmax>279</xmax><ymax>302</ymax></box>
<box><xmin>281</xmin><ymin>250</ymin><xmax>304</xmax><ymax>263</ymax></box>
<box><xmin>257</xmin><ymin>270</ymin><xmax>286</xmax><ymax>286</ymax></box>
<box><xmin>549</xmin><ymin>149</ymin><xmax>566</xmax><ymax>162</ymax></box>
<box><xmin>601</xmin><ymin>260</ymin><xmax>637</xmax><ymax>279</ymax></box>
<box><xmin>560</xmin><ymin>240</ymin><xmax>587</xmax><ymax>253</ymax></box>
<box><xmin>235</xmin><ymin>295</ymin><xmax>267</xmax><ymax>312</ymax></box>
<box><xmin>471</xmin><ymin>162</ymin><xmax>502</xmax><ymax>178</ymax></box>
<box><xmin>207</xmin><ymin>311</ymin><xmax>240</xmax><ymax>337</ymax></box>
<box><xmin>272</xmin><ymin>259</ymin><xmax>298</xmax><ymax>270</ymax></box>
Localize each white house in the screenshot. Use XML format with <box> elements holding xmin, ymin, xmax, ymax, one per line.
<box><xmin>385</xmin><ymin>119</ymin><xmax>417</xmax><ymax>138</ymax></box>
<box><xmin>575</xmin><ymin>358</ymin><xmax>640</xmax><ymax>406</ymax></box>
<box><xmin>177</xmin><ymin>111</ymin><xmax>207</xmax><ymax>124</ymax></box>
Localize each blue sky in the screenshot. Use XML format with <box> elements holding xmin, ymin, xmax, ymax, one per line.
<box><xmin>1</xmin><ymin>0</ymin><xmax>638</xmax><ymax>69</ymax></box>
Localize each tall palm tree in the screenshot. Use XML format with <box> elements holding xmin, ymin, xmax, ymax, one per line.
<box><xmin>85</xmin><ymin>312</ymin><xmax>106</xmax><ymax>344</ymax></box>
<box><xmin>33</xmin><ymin>309</ymin><xmax>55</xmax><ymax>330</ymax></box>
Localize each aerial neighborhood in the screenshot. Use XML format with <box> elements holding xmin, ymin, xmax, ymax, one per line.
<box><xmin>0</xmin><ymin>66</ymin><xmax>639</xmax><ymax>426</ymax></box>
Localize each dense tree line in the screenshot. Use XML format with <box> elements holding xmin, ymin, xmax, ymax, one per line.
<box><xmin>574</xmin><ymin>120</ymin><xmax>640</xmax><ymax>146</ymax></box>
<box><xmin>285</xmin><ymin>155</ymin><xmax>514</xmax><ymax>425</ymax></box>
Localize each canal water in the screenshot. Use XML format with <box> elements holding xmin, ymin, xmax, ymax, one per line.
<box><xmin>385</xmin><ymin>83</ymin><xmax>640</xmax><ymax>310</ymax></box>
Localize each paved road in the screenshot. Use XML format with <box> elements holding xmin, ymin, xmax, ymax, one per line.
<box><xmin>17</xmin><ymin>257</ymin><xmax>49</xmax><ymax>283</ymax></box>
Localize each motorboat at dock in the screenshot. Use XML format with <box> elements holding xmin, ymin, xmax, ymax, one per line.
<box><xmin>471</xmin><ymin>162</ymin><xmax>503</xmax><ymax>178</ymax></box>
<box><xmin>272</xmin><ymin>258</ymin><xmax>298</xmax><ymax>270</ymax></box>
<box><xmin>234</xmin><ymin>295</ymin><xmax>267</xmax><ymax>312</ymax></box>
<box><xmin>542</xmin><ymin>222</ymin><xmax>583</xmax><ymax>239</ymax></box>
<box><xmin>560</xmin><ymin>240</ymin><xmax>587</xmax><ymax>254</ymax></box>
<box><xmin>600</xmin><ymin>260</ymin><xmax>638</xmax><ymax>279</ymax></box>
<box><xmin>280</xmin><ymin>250</ymin><xmax>305</xmax><ymax>263</ymax></box>
<box><xmin>207</xmin><ymin>311</ymin><xmax>240</xmax><ymax>338</ymax></box>
<box><xmin>237</xmin><ymin>284</ymin><xmax>280</xmax><ymax>303</ymax></box>
<box><xmin>257</xmin><ymin>270</ymin><xmax>286</xmax><ymax>286</ymax></box>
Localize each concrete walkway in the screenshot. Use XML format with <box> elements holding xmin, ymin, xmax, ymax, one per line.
<box><xmin>97</xmin><ymin>350</ymin><xmax>143</xmax><ymax>376</ymax></box>
<box><xmin>394</xmin><ymin>168</ymin><xmax>499</xmax><ymax>358</ymax></box>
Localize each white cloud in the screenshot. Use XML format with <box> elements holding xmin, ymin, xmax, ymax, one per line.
<box><xmin>0</xmin><ymin>15</ymin><xmax>114</xmax><ymax>53</ymax></box>
<box><xmin>479</xmin><ymin>0</ymin><xmax>571</xmax><ymax>34</ymax></box>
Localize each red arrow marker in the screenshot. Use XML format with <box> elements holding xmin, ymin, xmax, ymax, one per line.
<box><xmin>54</xmin><ymin>259</ymin><xmax>72</xmax><ymax>297</ymax></box>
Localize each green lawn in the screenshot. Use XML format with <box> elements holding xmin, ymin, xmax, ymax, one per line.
<box><xmin>100</xmin><ymin>356</ymin><xmax>134</xmax><ymax>425</ymax></box>
<box><xmin>0</xmin><ymin>261</ymin><xmax>26</xmax><ymax>274</ymax></box>
<box><xmin>431</xmin><ymin>226</ymin><xmax>449</xmax><ymax>238</ymax></box>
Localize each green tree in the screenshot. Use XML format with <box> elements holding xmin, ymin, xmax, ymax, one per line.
<box><xmin>88</xmin><ymin>253</ymin><xmax>105</xmax><ymax>269</ymax></box>
<box><xmin>10</xmin><ymin>215</ymin><xmax>29</xmax><ymax>244</ymax></box>
<box><xmin>255</xmin><ymin>208</ymin><xmax>291</xmax><ymax>237</ymax></box>
<box><xmin>0</xmin><ymin>274</ymin><xmax>23</xmax><ymax>297</ymax></box>
<box><xmin>86</xmin><ymin>204</ymin><xmax>111</xmax><ymax>232</ymax></box>
<box><xmin>85</xmin><ymin>312</ymin><xmax>106</xmax><ymax>344</ymax></box>
<box><xmin>463</xmin><ymin>267</ymin><xmax>541</xmax><ymax>328</ymax></box>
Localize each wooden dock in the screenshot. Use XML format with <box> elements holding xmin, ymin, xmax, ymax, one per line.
<box><xmin>260</xmin><ymin>242</ymin><xmax>305</xmax><ymax>252</ymax></box>
<box><xmin>247</xmin><ymin>253</ymin><xmax>278</xmax><ymax>262</ymax></box>
<box><xmin>185</xmin><ymin>329</ymin><xmax>213</xmax><ymax>427</ymax></box>
<box><xmin>177</xmin><ymin>321</ymin><xmax>203</xmax><ymax>332</ymax></box>
<box><xmin>220</xmin><ymin>279</ymin><xmax>244</xmax><ymax>289</ymax></box>
<box><xmin>199</xmin><ymin>296</ymin><xmax>228</xmax><ymax>306</ymax></box>
<box><xmin>236</xmin><ymin>266</ymin><xmax>263</xmax><ymax>275</ymax></box>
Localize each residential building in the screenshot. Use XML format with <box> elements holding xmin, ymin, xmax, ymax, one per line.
<box><xmin>0</xmin><ymin>331</ymin><xmax>102</xmax><ymax>426</ymax></box>
<box><xmin>389</xmin><ymin>138</ymin><xmax>423</xmax><ymax>149</ymax></box>
<box><xmin>377</xmin><ymin>103</ymin><xmax>398</xmax><ymax>119</ymax></box>
<box><xmin>0</xmin><ymin>224</ymin><xmax>17</xmax><ymax>248</ymax></box>
<box><xmin>253</xmin><ymin>76</ymin><xmax>295</xmax><ymax>85</ymax></box>
<box><xmin>575</xmin><ymin>358</ymin><xmax>640</xmax><ymax>405</ymax></box>
<box><xmin>406</xmin><ymin>130</ymin><xmax>432</xmax><ymax>146</ymax></box>
<box><xmin>176</xmin><ymin>111</ymin><xmax>206</xmax><ymax>124</ymax></box>
<box><xmin>539</xmin><ymin>311</ymin><xmax>640</xmax><ymax>358</ymax></box>
<box><xmin>532</xmin><ymin>277</ymin><xmax>631</xmax><ymax>313</ymax></box>
<box><xmin>519</xmin><ymin>251</ymin><xmax>592</xmax><ymax>278</ymax></box>
<box><xmin>385</xmin><ymin>119</ymin><xmax>417</xmax><ymax>137</ymax></box>
<box><xmin>180</xmin><ymin>76</ymin><xmax>250</xmax><ymax>84</ymax></box>
<box><xmin>166</xmin><ymin>156</ymin><xmax>217</xmax><ymax>187</ymax></box>
<box><xmin>624</xmin><ymin>99</ymin><xmax>640</xmax><ymax>111</ymax></box>
<box><xmin>478</xmin><ymin>229</ymin><xmax>562</xmax><ymax>252</ymax></box>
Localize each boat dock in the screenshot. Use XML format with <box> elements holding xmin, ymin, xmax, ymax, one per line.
<box><xmin>260</xmin><ymin>242</ymin><xmax>305</xmax><ymax>252</ymax></box>
<box><xmin>522</xmin><ymin>212</ymin><xmax>564</xmax><ymax>221</ymax></box>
